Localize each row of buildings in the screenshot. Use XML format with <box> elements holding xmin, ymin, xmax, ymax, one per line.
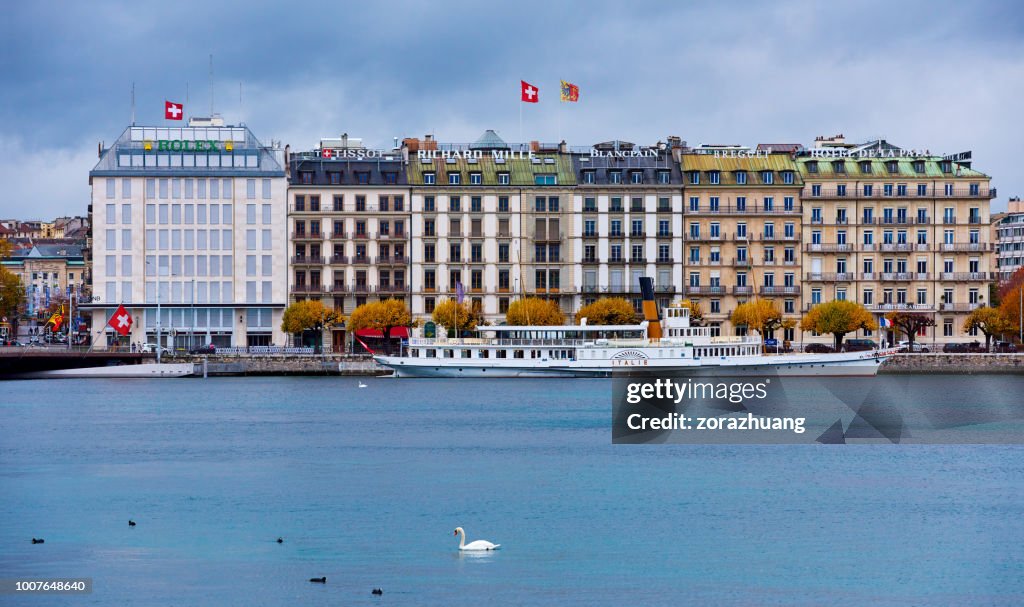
<box><xmin>84</xmin><ymin>117</ymin><xmax>1012</xmax><ymax>350</ymax></box>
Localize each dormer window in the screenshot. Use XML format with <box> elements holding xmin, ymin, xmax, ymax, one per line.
<box><xmin>782</xmin><ymin>171</ymin><xmax>794</xmax><ymax>184</ymax></box>
<box><xmin>498</xmin><ymin>172</ymin><xmax>510</xmax><ymax>185</ymax></box>
<box><xmin>832</xmin><ymin>161</ymin><xmax>845</xmax><ymax>174</ymax></box>
<box><xmin>657</xmin><ymin>170</ymin><xmax>670</xmax><ymax>184</ymax></box>
<box><xmin>860</xmin><ymin>161</ymin><xmax>872</xmax><ymax>174</ymax></box>
<box><xmin>356</xmin><ymin>172</ymin><xmax>370</xmax><ymax>184</ymax></box>
<box><xmin>608</xmin><ymin>170</ymin><xmax>622</xmax><ymax>184</ymax></box>
<box><xmin>329</xmin><ymin>172</ymin><xmax>342</xmax><ymax>184</ymax></box>
<box><xmin>940</xmin><ymin>161</ymin><xmax>952</xmax><ymax>173</ymax></box>
<box><xmin>583</xmin><ymin>170</ymin><xmax>596</xmax><ymax>184</ymax></box>
<box><xmin>630</xmin><ymin>171</ymin><xmax>643</xmax><ymax>184</ymax></box>
<box><xmin>736</xmin><ymin>171</ymin><xmax>747</xmax><ymax>185</ymax></box>
<box><xmin>807</xmin><ymin>161</ymin><xmax>819</xmax><ymax>174</ymax></box>
<box><xmin>448</xmin><ymin>173</ymin><xmax>461</xmax><ymax>185</ymax></box>
<box><xmin>383</xmin><ymin>172</ymin><xmax>397</xmax><ymax>185</ymax></box>
<box><xmin>423</xmin><ymin>172</ymin><xmax>436</xmax><ymax>185</ymax></box>
<box><xmin>913</xmin><ymin>161</ymin><xmax>925</xmax><ymax>173</ymax></box>
<box><xmin>887</xmin><ymin>161</ymin><xmax>898</xmax><ymax>173</ymax></box>
<box><xmin>709</xmin><ymin>171</ymin><xmax>720</xmax><ymax>185</ymax></box>
<box><xmin>762</xmin><ymin>171</ymin><xmax>774</xmax><ymax>184</ymax></box>
<box><xmin>689</xmin><ymin>172</ymin><xmax>700</xmax><ymax>185</ymax></box>
<box><xmin>469</xmin><ymin>172</ymin><xmax>482</xmax><ymax>185</ymax></box>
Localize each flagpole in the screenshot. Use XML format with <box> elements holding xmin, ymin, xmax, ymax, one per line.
<box><xmin>519</xmin><ymin>101</ymin><xmax>523</xmax><ymax>147</ymax></box>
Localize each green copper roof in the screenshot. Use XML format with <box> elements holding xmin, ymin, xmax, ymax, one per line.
<box><xmin>408</xmin><ymin>153</ymin><xmax>576</xmax><ymax>186</ymax></box>
<box><xmin>795</xmin><ymin>156</ymin><xmax>989</xmax><ymax>179</ymax></box>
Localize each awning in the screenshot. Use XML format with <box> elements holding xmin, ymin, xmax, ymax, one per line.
<box><xmin>354</xmin><ymin>327</ymin><xmax>410</xmax><ymax>339</ymax></box>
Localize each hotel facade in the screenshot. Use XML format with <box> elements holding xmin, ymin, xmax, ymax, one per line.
<box><xmin>286</xmin><ymin>136</ymin><xmax>411</xmax><ymax>350</ymax></box>
<box><xmin>86</xmin><ymin>116</ymin><xmax>289</xmax><ymax>350</ymax></box>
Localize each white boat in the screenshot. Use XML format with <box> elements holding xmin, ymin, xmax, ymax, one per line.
<box><xmin>375</xmin><ymin>279</ymin><xmax>896</xmax><ymax>378</ymax></box>
<box><xmin>12</xmin><ymin>363</ymin><xmax>195</xmax><ymax>379</ymax></box>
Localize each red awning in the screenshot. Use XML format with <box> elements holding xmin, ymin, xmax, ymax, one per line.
<box><xmin>354</xmin><ymin>327</ymin><xmax>410</xmax><ymax>338</ymax></box>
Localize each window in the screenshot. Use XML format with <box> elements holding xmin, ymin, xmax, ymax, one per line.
<box><xmin>535</xmin><ymin>196</ymin><xmax>546</xmax><ymax>212</ymax></box>
<box><xmin>631</xmin><ymin>171</ymin><xmax>643</xmax><ymax>184</ymax></box>
<box><xmin>762</xmin><ymin>171</ymin><xmax>774</xmax><ymax>184</ymax></box>
<box><xmin>782</xmin><ymin>171</ymin><xmax>794</xmax><ymax>184</ymax></box>
<box><xmin>535</xmin><ymin>174</ymin><xmax>557</xmax><ymax>185</ymax></box>
<box><xmin>498</xmin><ymin>172</ymin><xmax>510</xmax><ymax>185</ymax></box>
<box><xmin>709</xmin><ymin>171</ymin><xmax>720</xmax><ymax>185</ymax></box>
<box><xmin>498</xmin><ymin>196</ymin><xmax>510</xmax><ymax>212</ymax></box>
<box><xmin>424</xmin><ymin>196</ymin><xmax>435</xmax><ymax>212</ymax></box>
<box><xmin>470</xmin><ymin>173</ymin><xmax>482</xmax><ymax>185</ymax></box>
<box><xmin>689</xmin><ymin>172</ymin><xmax>699</xmax><ymax>185</ymax></box>
<box><xmin>657</xmin><ymin>170</ymin><xmax>670</xmax><ymax>184</ymax></box>
<box><xmin>735</xmin><ymin>171</ymin><xmax>747</xmax><ymax>185</ymax></box>
<box><xmin>423</xmin><ymin>172</ymin><xmax>436</xmax><ymax>185</ymax></box>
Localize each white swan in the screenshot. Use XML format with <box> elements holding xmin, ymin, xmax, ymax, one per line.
<box><xmin>453</xmin><ymin>527</ymin><xmax>500</xmax><ymax>551</ymax></box>
<box><xmin>358</xmin><ymin>381</ymin><xmax>368</xmax><ymax>388</ymax></box>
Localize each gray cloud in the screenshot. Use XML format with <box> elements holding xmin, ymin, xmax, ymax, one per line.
<box><xmin>1</xmin><ymin>0</ymin><xmax>1022</xmax><ymax>219</ymax></box>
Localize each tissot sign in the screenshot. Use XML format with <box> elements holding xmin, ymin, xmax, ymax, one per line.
<box><xmin>321</xmin><ymin>148</ymin><xmax>393</xmax><ymax>159</ymax></box>
<box><xmin>143</xmin><ymin>139</ymin><xmax>234</xmax><ymax>152</ymax></box>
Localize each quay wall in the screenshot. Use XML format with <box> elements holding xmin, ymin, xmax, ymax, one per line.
<box><xmin>166</xmin><ymin>353</ymin><xmax>1024</xmax><ymax>376</ymax></box>
<box><xmin>880</xmin><ymin>353</ymin><xmax>1024</xmax><ymax>374</ymax></box>
<box><xmin>176</xmin><ymin>354</ymin><xmax>389</xmax><ymax>376</ymax></box>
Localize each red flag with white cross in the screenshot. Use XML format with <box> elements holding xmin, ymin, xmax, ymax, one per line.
<box><xmin>107</xmin><ymin>304</ymin><xmax>133</xmax><ymax>336</ymax></box>
<box><xmin>520</xmin><ymin>80</ymin><xmax>538</xmax><ymax>103</ymax></box>
<box><xmin>165</xmin><ymin>100</ymin><xmax>184</xmax><ymax>120</ymax></box>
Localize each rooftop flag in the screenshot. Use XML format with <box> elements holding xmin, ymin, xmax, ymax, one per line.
<box><xmin>560</xmin><ymin>80</ymin><xmax>579</xmax><ymax>102</ymax></box>
<box><xmin>520</xmin><ymin>80</ymin><xmax>538</xmax><ymax>103</ymax></box>
<box><xmin>165</xmin><ymin>100</ymin><xmax>183</xmax><ymax>120</ymax></box>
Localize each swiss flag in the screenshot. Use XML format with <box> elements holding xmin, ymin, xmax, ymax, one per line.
<box><xmin>107</xmin><ymin>304</ymin><xmax>133</xmax><ymax>337</ymax></box>
<box><xmin>520</xmin><ymin>80</ymin><xmax>539</xmax><ymax>103</ymax></box>
<box><xmin>165</xmin><ymin>100</ymin><xmax>184</xmax><ymax>120</ymax></box>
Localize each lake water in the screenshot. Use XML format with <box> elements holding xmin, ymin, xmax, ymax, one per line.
<box><xmin>1</xmin><ymin>376</ymin><xmax>1022</xmax><ymax>606</ymax></box>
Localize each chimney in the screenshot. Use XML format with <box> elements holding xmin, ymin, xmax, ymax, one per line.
<box><xmin>639</xmin><ymin>277</ymin><xmax>662</xmax><ymax>340</ymax></box>
<box><xmin>559</xmin><ymin>140</ymin><xmax>567</xmax><ymax>153</ymax></box>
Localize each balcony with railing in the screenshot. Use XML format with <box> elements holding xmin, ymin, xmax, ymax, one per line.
<box><xmin>803</xmin><ymin>243</ymin><xmax>853</xmax><ymax>252</ymax></box>
<box><xmin>686</xmin><ymin>285</ymin><xmax>726</xmax><ymax>296</ymax></box>
<box><xmin>378</xmin><ymin>284</ymin><xmax>410</xmax><ymax>294</ymax></box>
<box><xmin>656</xmin><ymin>256</ymin><xmax>674</xmax><ymax>264</ymax></box>
<box><xmin>290</xmin><ymin>284</ymin><xmax>325</xmax><ymax>294</ymax></box>
<box><xmin>732</xmin><ymin>286</ymin><xmax>754</xmax><ymax>295</ymax></box>
<box><xmin>290</xmin><ymin>255</ymin><xmax>324</xmax><ymax>265</ymax></box>
<box><xmin>804</xmin><ymin>187</ymin><xmax>996</xmax><ymax>199</ymax></box>
<box><xmin>939</xmin><ymin>302</ymin><xmax>983</xmax><ymax>312</ymax></box>
<box><xmin>686</xmin><ymin>232</ymin><xmax>728</xmax><ymax>242</ymax></box>
<box><xmin>939</xmin><ymin>272</ymin><xmax>992</xmax><ymax>281</ymax></box>
<box><xmin>687</xmin><ymin>205</ymin><xmax>801</xmax><ymax>215</ymax></box>
<box><xmin>327</xmin><ymin>284</ymin><xmax>348</xmax><ymax>293</ymax></box>
<box><xmin>582</xmin><ymin>232</ymin><xmax>600</xmax><ymax>240</ymax></box>
<box><xmin>582</xmin><ymin>257</ymin><xmax>600</xmax><ymax>265</ymax></box>
<box><xmin>291</xmin><ymin>231</ymin><xmax>323</xmax><ymax>240</ymax></box>
<box><xmin>378</xmin><ymin>231</ymin><xmax>408</xmax><ymax>240</ymax></box>
<box><xmin>630</xmin><ymin>231</ymin><xmax>646</xmax><ymax>238</ymax></box>
<box><xmin>656</xmin><ymin>230</ymin><xmax>673</xmax><ymax>238</ymax></box>
<box><xmin>374</xmin><ymin>255</ymin><xmax>410</xmax><ymax>265</ymax></box>
<box><xmin>328</xmin><ymin>232</ymin><xmax>349</xmax><ymax>240</ymax></box>
<box><xmin>939</xmin><ymin>242</ymin><xmax>993</xmax><ymax>252</ymax></box>
<box><xmin>328</xmin><ymin>254</ymin><xmax>349</xmax><ymax>264</ymax></box>
<box><xmin>353</xmin><ymin>232</ymin><xmax>376</xmax><ymax>239</ymax></box>
<box><xmin>733</xmin><ymin>257</ymin><xmax>752</xmax><ymax>267</ymax></box>
<box><xmin>760</xmin><ymin>286</ymin><xmax>801</xmax><ymax>296</ymax></box>
<box><xmin>806</xmin><ymin>273</ymin><xmax>855</xmax><ymax>282</ymax></box>
<box><xmin>351</xmin><ymin>255</ymin><xmax>371</xmax><ymax>264</ymax></box>
<box><xmin>629</xmin><ymin>257</ymin><xmax>646</xmax><ymax>264</ymax></box>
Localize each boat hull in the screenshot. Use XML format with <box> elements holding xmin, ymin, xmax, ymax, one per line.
<box><xmin>375</xmin><ymin>351</ymin><xmax>893</xmax><ymax>379</ymax></box>
<box><xmin>11</xmin><ymin>363</ymin><xmax>195</xmax><ymax>379</ymax></box>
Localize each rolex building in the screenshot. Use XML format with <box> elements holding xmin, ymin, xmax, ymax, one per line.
<box><xmin>86</xmin><ymin>116</ymin><xmax>289</xmax><ymax>350</ymax></box>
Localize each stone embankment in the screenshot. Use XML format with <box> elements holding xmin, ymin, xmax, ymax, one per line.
<box><xmin>881</xmin><ymin>353</ymin><xmax>1024</xmax><ymax>374</ymax></box>
<box><xmin>176</xmin><ymin>354</ymin><xmax>390</xmax><ymax>376</ymax></box>
<box><xmin>167</xmin><ymin>353</ymin><xmax>1024</xmax><ymax>376</ymax></box>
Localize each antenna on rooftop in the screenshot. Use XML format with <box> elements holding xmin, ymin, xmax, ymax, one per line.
<box><xmin>209</xmin><ymin>54</ymin><xmax>214</xmax><ymax>116</ymax></box>
<box><xmin>130</xmin><ymin>81</ymin><xmax>135</xmax><ymax>126</ymax></box>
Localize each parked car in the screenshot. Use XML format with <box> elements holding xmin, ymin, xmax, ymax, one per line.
<box><xmin>842</xmin><ymin>338</ymin><xmax>878</xmax><ymax>352</ymax></box>
<box><xmin>140</xmin><ymin>343</ymin><xmax>171</xmax><ymax>355</ymax></box>
<box><xmin>943</xmin><ymin>341</ymin><xmax>983</xmax><ymax>353</ymax></box>
<box><xmin>897</xmin><ymin>340</ymin><xmax>930</xmax><ymax>353</ymax></box>
<box><xmin>993</xmin><ymin>341</ymin><xmax>1020</xmax><ymax>353</ymax></box>
<box><xmin>190</xmin><ymin>343</ymin><xmax>216</xmax><ymax>354</ymax></box>
<box><xmin>805</xmin><ymin>343</ymin><xmax>834</xmax><ymax>354</ymax></box>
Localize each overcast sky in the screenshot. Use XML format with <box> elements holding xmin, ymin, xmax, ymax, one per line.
<box><xmin>1</xmin><ymin>0</ymin><xmax>1021</xmax><ymax>219</ymax></box>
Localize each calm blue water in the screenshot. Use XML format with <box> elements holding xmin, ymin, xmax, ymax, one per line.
<box><xmin>1</xmin><ymin>376</ymin><xmax>1022</xmax><ymax>606</ymax></box>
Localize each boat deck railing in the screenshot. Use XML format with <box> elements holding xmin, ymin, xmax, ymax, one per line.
<box><xmin>407</xmin><ymin>335</ymin><xmax>763</xmax><ymax>348</ymax></box>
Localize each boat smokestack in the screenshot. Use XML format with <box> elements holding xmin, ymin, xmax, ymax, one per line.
<box><xmin>638</xmin><ymin>277</ymin><xmax>662</xmax><ymax>340</ymax></box>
